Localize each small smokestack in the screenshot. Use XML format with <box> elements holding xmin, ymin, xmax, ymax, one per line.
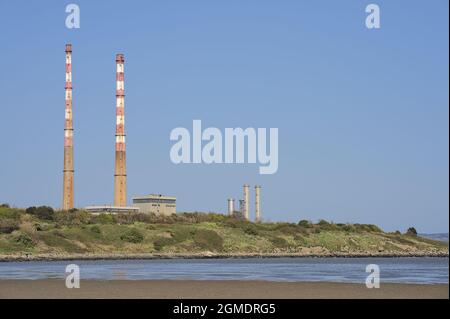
<box><xmin>255</xmin><ymin>185</ymin><xmax>261</xmax><ymax>222</ymax></box>
<box><xmin>243</xmin><ymin>184</ymin><xmax>249</xmax><ymax>220</ymax></box>
<box><xmin>62</xmin><ymin>44</ymin><xmax>74</xmax><ymax>210</ymax></box>
<box><xmin>114</xmin><ymin>53</ymin><xmax>127</xmax><ymax>206</ymax></box>
<box><xmin>227</xmin><ymin>198</ymin><xmax>235</xmax><ymax>216</ymax></box>
<box><xmin>239</xmin><ymin>199</ymin><xmax>245</xmax><ymax>216</ymax></box>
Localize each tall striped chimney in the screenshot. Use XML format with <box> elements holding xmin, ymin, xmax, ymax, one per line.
<box><xmin>62</xmin><ymin>44</ymin><xmax>74</xmax><ymax>210</ymax></box>
<box><xmin>243</xmin><ymin>184</ymin><xmax>249</xmax><ymax>220</ymax></box>
<box><xmin>255</xmin><ymin>185</ymin><xmax>261</xmax><ymax>222</ymax></box>
<box><xmin>114</xmin><ymin>53</ymin><xmax>127</xmax><ymax>206</ymax></box>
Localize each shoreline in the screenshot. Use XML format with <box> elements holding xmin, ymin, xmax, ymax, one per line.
<box><xmin>0</xmin><ymin>279</ymin><xmax>448</xmax><ymax>298</ymax></box>
<box><xmin>0</xmin><ymin>251</ymin><xmax>448</xmax><ymax>262</ymax></box>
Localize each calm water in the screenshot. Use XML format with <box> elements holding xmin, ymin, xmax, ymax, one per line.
<box><xmin>0</xmin><ymin>257</ymin><xmax>448</xmax><ymax>284</ymax></box>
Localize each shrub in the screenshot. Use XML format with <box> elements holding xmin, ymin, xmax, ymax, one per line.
<box><xmin>90</xmin><ymin>225</ymin><xmax>101</xmax><ymax>234</ymax></box>
<box><xmin>26</xmin><ymin>206</ymin><xmax>55</xmax><ymax>220</ymax></box>
<box><xmin>273</xmin><ymin>223</ymin><xmax>300</xmax><ymax>235</ymax></box>
<box><xmin>125</xmin><ymin>212</ymin><xmax>183</xmax><ymax>225</ymax></box>
<box><xmin>293</xmin><ymin>234</ymin><xmax>308</xmax><ymax>245</ymax></box>
<box><xmin>366</xmin><ymin>224</ymin><xmax>382</xmax><ymax>232</ymax></box>
<box><xmin>298</xmin><ymin>220</ymin><xmax>312</xmax><ymax>228</ymax></box>
<box><xmin>317</xmin><ymin>219</ymin><xmax>330</xmax><ymax>226</ymax></box>
<box><xmin>171</xmin><ymin>228</ymin><xmax>193</xmax><ymax>242</ymax></box>
<box><xmin>0</xmin><ymin>203</ymin><xmax>10</xmax><ymax>208</ymax></box>
<box><xmin>243</xmin><ymin>224</ymin><xmax>259</xmax><ymax>236</ymax></box>
<box><xmin>36</xmin><ymin>206</ymin><xmax>55</xmax><ymax>220</ymax></box>
<box><xmin>120</xmin><ymin>228</ymin><xmax>144</xmax><ymax>243</ymax></box>
<box><xmin>193</xmin><ymin>229</ymin><xmax>223</xmax><ymax>251</ymax></box>
<box><xmin>316</xmin><ymin>220</ymin><xmax>339</xmax><ymax>231</ymax></box>
<box><xmin>93</xmin><ymin>213</ymin><xmax>115</xmax><ymax>224</ymax></box>
<box><xmin>221</xmin><ymin>219</ymin><xmax>239</xmax><ymax>228</ymax></box>
<box><xmin>406</xmin><ymin>227</ymin><xmax>417</xmax><ymax>236</ymax></box>
<box><xmin>115</xmin><ymin>213</ymin><xmax>152</xmax><ymax>224</ymax></box>
<box><xmin>0</xmin><ymin>219</ymin><xmax>20</xmax><ymax>234</ymax></box>
<box><xmin>25</xmin><ymin>207</ymin><xmax>36</xmax><ymax>215</ymax></box>
<box><xmin>153</xmin><ymin>237</ymin><xmax>176</xmax><ymax>251</ymax></box>
<box><xmin>180</xmin><ymin>212</ymin><xmax>227</xmax><ymax>224</ymax></box>
<box><xmin>341</xmin><ymin>224</ymin><xmax>356</xmax><ymax>232</ymax></box>
<box><xmin>231</xmin><ymin>211</ymin><xmax>246</xmax><ymax>221</ymax></box>
<box><xmin>270</xmin><ymin>236</ymin><xmax>290</xmax><ymax>248</ymax></box>
<box><xmin>55</xmin><ymin>210</ymin><xmax>91</xmax><ymax>226</ymax></box>
<box><xmin>0</xmin><ymin>207</ymin><xmax>21</xmax><ymax>219</ymax></box>
<box><xmin>14</xmin><ymin>232</ymin><xmax>35</xmax><ymax>247</ymax></box>
<box><xmin>354</xmin><ymin>224</ymin><xmax>382</xmax><ymax>233</ymax></box>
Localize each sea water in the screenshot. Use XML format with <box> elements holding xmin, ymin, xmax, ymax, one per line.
<box><xmin>0</xmin><ymin>257</ymin><xmax>447</xmax><ymax>284</ymax></box>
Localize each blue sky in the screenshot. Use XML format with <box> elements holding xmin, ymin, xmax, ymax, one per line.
<box><xmin>0</xmin><ymin>0</ymin><xmax>448</xmax><ymax>233</ymax></box>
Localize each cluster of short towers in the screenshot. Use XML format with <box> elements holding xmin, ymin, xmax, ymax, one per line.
<box><xmin>227</xmin><ymin>185</ymin><xmax>262</xmax><ymax>222</ymax></box>
<box><xmin>62</xmin><ymin>44</ymin><xmax>127</xmax><ymax>210</ymax></box>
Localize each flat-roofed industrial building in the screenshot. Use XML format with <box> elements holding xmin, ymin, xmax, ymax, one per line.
<box><xmin>132</xmin><ymin>194</ymin><xmax>176</xmax><ymax>216</ymax></box>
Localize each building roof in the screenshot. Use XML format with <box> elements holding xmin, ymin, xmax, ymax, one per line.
<box><xmin>132</xmin><ymin>194</ymin><xmax>176</xmax><ymax>201</ymax></box>
<box><xmin>84</xmin><ymin>206</ymin><xmax>139</xmax><ymax>212</ymax></box>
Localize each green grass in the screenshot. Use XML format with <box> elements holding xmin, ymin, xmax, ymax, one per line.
<box><xmin>39</xmin><ymin>231</ymin><xmax>86</xmax><ymax>253</ymax></box>
<box><xmin>0</xmin><ymin>207</ymin><xmax>447</xmax><ymax>256</ymax></box>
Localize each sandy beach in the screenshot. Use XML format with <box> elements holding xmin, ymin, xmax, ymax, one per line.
<box><xmin>0</xmin><ymin>279</ymin><xmax>447</xmax><ymax>299</ymax></box>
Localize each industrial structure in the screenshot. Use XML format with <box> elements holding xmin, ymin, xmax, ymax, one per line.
<box><xmin>132</xmin><ymin>194</ymin><xmax>177</xmax><ymax>215</ymax></box>
<box><xmin>227</xmin><ymin>184</ymin><xmax>262</xmax><ymax>221</ymax></box>
<box><xmin>227</xmin><ymin>198</ymin><xmax>235</xmax><ymax>216</ymax></box>
<box><xmin>82</xmin><ymin>52</ymin><xmax>138</xmax><ymax>214</ymax></box>
<box><xmin>239</xmin><ymin>199</ymin><xmax>245</xmax><ymax>216</ymax></box>
<box><xmin>60</xmin><ymin>45</ymin><xmax>263</xmax><ymax>220</ymax></box>
<box><xmin>62</xmin><ymin>47</ymin><xmax>175</xmax><ymax>216</ymax></box>
<box><xmin>243</xmin><ymin>184</ymin><xmax>249</xmax><ymax>220</ymax></box>
<box><xmin>114</xmin><ymin>54</ymin><xmax>127</xmax><ymax>207</ymax></box>
<box><xmin>84</xmin><ymin>206</ymin><xmax>139</xmax><ymax>214</ymax></box>
<box><xmin>62</xmin><ymin>44</ymin><xmax>74</xmax><ymax>210</ymax></box>
<box><xmin>255</xmin><ymin>185</ymin><xmax>261</xmax><ymax>222</ymax></box>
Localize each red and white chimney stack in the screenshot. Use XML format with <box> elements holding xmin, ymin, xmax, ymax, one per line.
<box><xmin>62</xmin><ymin>44</ymin><xmax>74</xmax><ymax>210</ymax></box>
<box><xmin>114</xmin><ymin>53</ymin><xmax>127</xmax><ymax>206</ymax></box>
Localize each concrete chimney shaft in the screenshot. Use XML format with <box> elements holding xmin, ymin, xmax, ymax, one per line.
<box><xmin>243</xmin><ymin>184</ymin><xmax>249</xmax><ymax>220</ymax></box>
<box><xmin>114</xmin><ymin>54</ymin><xmax>127</xmax><ymax>206</ymax></box>
<box><xmin>255</xmin><ymin>185</ymin><xmax>261</xmax><ymax>222</ymax></box>
<box><xmin>227</xmin><ymin>198</ymin><xmax>235</xmax><ymax>216</ymax></box>
<box><xmin>62</xmin><ymin>44</ymin><xmax>74</xmax><ymax>210</ymax></box>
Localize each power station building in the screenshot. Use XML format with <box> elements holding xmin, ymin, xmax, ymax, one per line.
<box><xmin>62</xmin><ymin>44</ymin><xmax>177</xmax><ymax>216</ymax></box>
<box><xmin>132</xmin><ymin>194</ymin><xmax>176</xmax><ymax>216</ymax></box>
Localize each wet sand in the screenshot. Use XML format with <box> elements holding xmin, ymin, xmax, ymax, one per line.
<box><xmin>0</xmin><ymin>279</ymin><xmax>447</xmax><ymax>299</ymax></box>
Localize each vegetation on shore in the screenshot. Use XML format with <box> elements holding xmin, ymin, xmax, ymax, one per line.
<box><xmin>0</xmin><ymin>204</ymin><xmax>447</xmax><ymax>258</ymax></box>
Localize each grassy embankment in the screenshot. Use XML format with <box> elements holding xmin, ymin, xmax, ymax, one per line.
<box><xmin>0</xmin><ymin>205</ymin><xmax>447</xmax><ymax>259</ymax></box>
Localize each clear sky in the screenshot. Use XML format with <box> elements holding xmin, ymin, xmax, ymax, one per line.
<box><xmin>0</xmin><ymin>0</ymin><xmax>448</xmax><ymax>233</ymax></box>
